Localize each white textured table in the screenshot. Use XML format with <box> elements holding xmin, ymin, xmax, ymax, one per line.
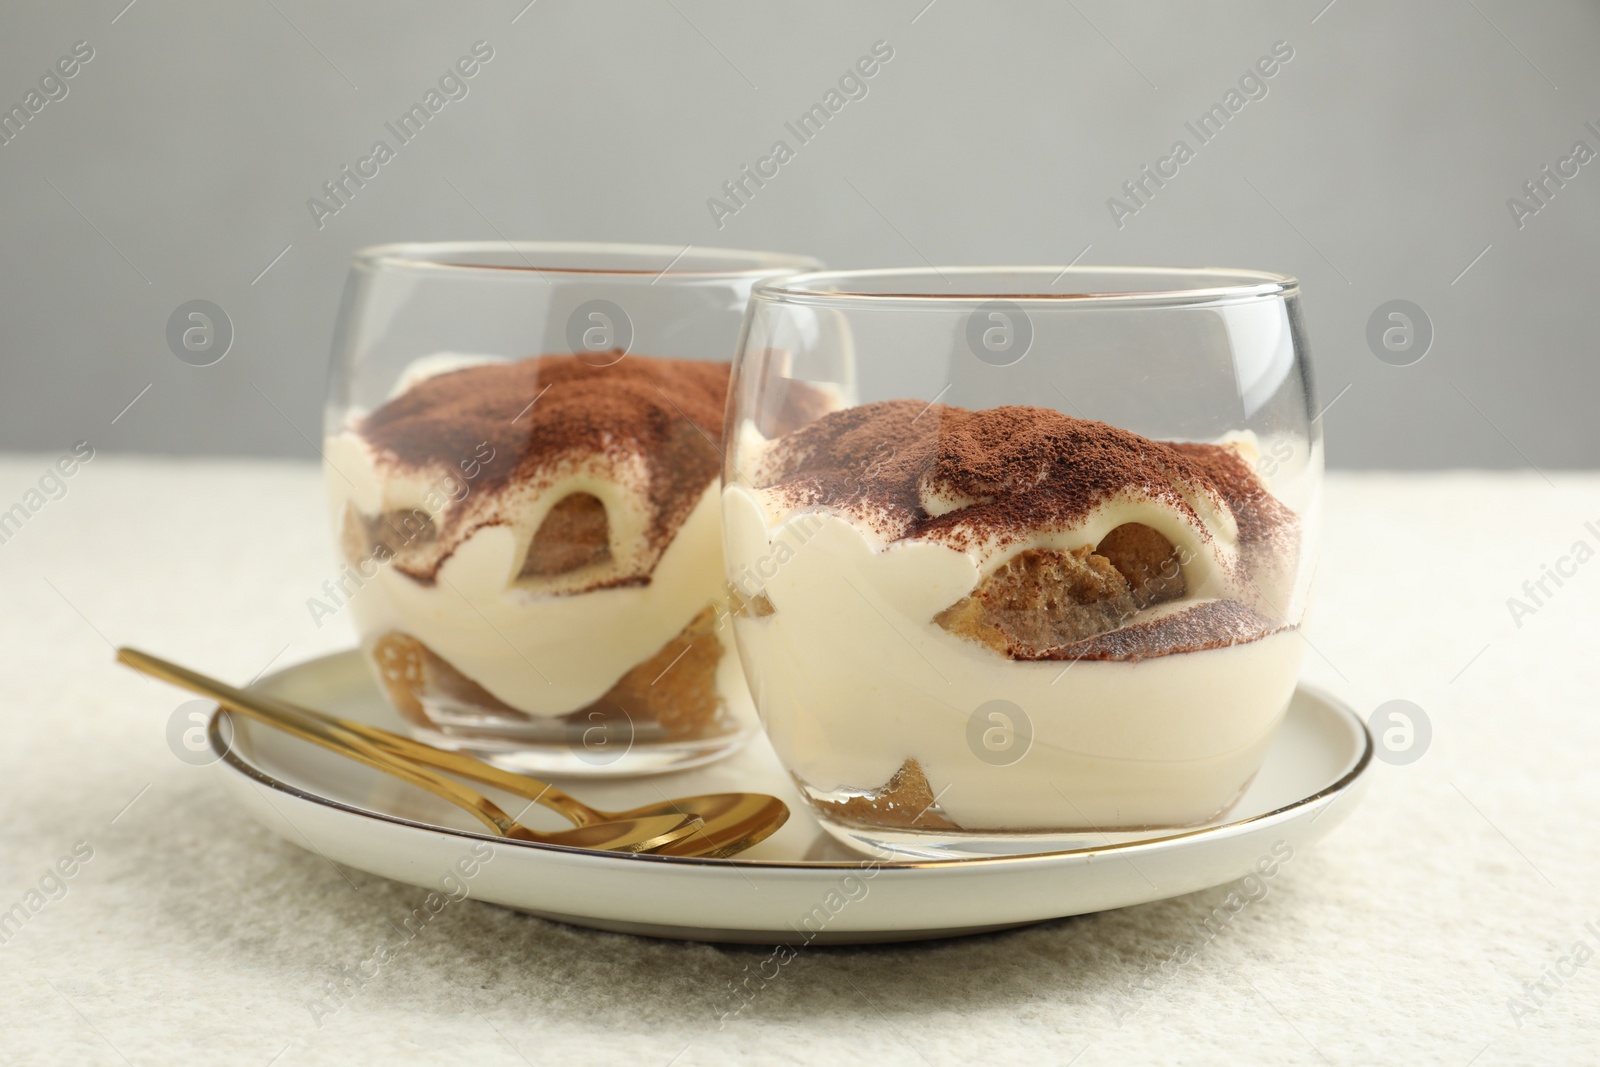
<box><xmin>0</xmin><ymin>457</ymin><xmax>1595</xmax><ymax>1065</ymax></box>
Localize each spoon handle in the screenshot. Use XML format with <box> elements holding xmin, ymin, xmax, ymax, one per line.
<box><xmin>119</xmin><ymin>648</ymin><xmax>537</xmax><ymax>838</ymax></box>
<box><xmin>117</xmin><ymin>647</ymin><xmax>601</xmax><ymax>827</ymax></box>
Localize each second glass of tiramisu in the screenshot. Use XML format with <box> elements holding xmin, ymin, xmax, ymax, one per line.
<box><xmin>322</xmin><ymin>242</ymin><xmax>820</xmax><ymax>775</ymax></box>
<box><xmin>724</xmin><ymin>267</ymin><xmax>1320</xmax><ymax>856</ymax></box>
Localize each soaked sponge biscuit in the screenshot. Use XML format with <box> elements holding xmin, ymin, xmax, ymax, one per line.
<box><xmin>822</xmin><ymin>759</ymin><xmax>958</xmax><ymax>830</ymax></box>
<box><xmin>1095</xmin><ymin>521</ymin><xmax>1187</xmax><ymax>604</ymax></box>
<box><xmin>934</xmin><ymin>523</ymin><xmax>1186</xmax><ymax>658</ymax></box>
<box><xmin>574</xmin><ymin>605</ymin><xmax>723</xmax><ymax>737</ymax></box>
<box><xmin>520</xmin><ymin>492</ymin><xmax>612</xmax><ymax>578</ymax></box>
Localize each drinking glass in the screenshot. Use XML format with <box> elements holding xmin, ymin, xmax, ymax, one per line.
<box><xmin>323</xmin><ymin>241</ymin><xmax>820</xmax><ymax>776</ymax></box>
<box><xmin>723</xmin><ymin>266</ymin><xmax>1320</xmax><ymax>857</ymax></box>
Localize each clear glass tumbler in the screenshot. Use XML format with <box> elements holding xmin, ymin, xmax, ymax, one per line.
<box><xmin>723</xmin><ymin>267</ymin><xmax>1320</xmax><ymax>857</ymax></box>
<box><xmin>322</xmin><ymin>241</ymin><xmax>820</xmax><ymax>776</ymax></box>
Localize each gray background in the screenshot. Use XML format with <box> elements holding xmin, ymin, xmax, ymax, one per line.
<box><xmin>1</xmin><ymin>0</ymin><xmax>1596</xmax><ymax>469</ymax></box>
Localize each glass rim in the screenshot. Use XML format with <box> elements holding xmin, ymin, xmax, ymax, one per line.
<box><xmin>351</xmin><ymin>240</ymin><xmax>822</xmax><ymax>279</ymax></box>
<box><xmin>752</xmin><ymin>265</ymin><xmax>1299</xmax><ymax>308</ymax></box>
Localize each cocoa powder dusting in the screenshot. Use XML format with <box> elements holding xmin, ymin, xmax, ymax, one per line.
<box><xmin>1169</xmin><ymin>441</ymin><xmax>1296</xmax><ymax>548</ymax></box>
<box><xmin>761</xmin><ymin>401</ymin><xmax>1236</xmax><ymax>552</ymax></box>
<box><xmin>359</xmin><ymin>355</ymin><xmax>729</xmax><ymax>562</ymax></box>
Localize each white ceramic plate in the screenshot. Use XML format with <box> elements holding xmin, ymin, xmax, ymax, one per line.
<box><xmin>213</xmin><ymin>650</ymin><xmax>1371</xmax><ymax>944</ymax></box>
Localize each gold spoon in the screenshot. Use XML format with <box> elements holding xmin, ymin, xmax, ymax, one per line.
<box><xmin>119</xmin><ymin>648</ymin><xmax>789</xmax><ymax>858</ymax></box>
<box><xmin>120</xmin><ymin>649</ymin><xmax>699</xmax><ymax>854</ymax></box>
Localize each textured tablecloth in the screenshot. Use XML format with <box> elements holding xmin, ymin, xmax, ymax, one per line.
<box><xmin>0</xmin><ymin>457</ymin><xmax>1595</xmax><ymax>1065</ymax></box>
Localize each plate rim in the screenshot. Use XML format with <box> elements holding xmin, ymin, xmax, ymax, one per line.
<box><xmin>216</xmin><ymin>649</ymin><xmax>1373</xmax><ymax>872</ymax></box>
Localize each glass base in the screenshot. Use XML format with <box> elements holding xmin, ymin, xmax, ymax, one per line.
<box><xmin>403</xmin><ymin>719</ymin><xmax>756</xmax><ymax>778</ymax></box>
<box><xmin>812</xmin><ymin>818</ymin><xmax>1195</xmax><ymax>861</ymax></box>
<box><xmin>803</xmin><ymin>772</ymin><xmax>1257</xmax><ymax>860</ymax></box>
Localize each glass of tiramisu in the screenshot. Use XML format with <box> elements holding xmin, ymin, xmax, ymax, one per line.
<box><xmin>322</xmin><ymin>242</ymin><xmax>820</xmax><ymax>775</ymax></box>
<box><xmin>724</xmin><ymin>267</ymin><xmax>1320</xmax><ymax>856</ymax></box>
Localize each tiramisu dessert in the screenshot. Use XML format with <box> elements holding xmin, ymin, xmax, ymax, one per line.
<box><xmin>723</xmin><ymin>400</ymin><xmax>1307</xmax><ymax>835</ymax></box>
<box><xmin>323</xmin><ymin>354</ymin><xmax>753</xmax><ymax>764</ymax></box>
